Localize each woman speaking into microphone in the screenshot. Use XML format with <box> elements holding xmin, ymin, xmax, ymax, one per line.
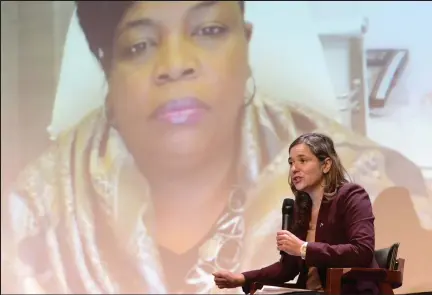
<box><xmin>213</xmin><ymin>133</ymin><xmax>379</xmax><ymax>295</ymax></box>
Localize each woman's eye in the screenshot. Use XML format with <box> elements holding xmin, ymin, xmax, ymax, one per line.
<box><xmin>196</xmin><ymin>25</ymin><xmax>227</xmax><ymax>36</ymax></box>
<box><xmin>123</xmin><ymin>40</ymin><xmax>155</xmax><ymax>58</ymax></box>
<box><xmin>129</xmin><ymin>41</ymin><xmax>148</xmax><ymax>55</ymax></box>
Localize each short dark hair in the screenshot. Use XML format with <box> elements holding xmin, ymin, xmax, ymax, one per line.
<box><xmin>76</xmin><ymin>1</ymin><xmax>134</xmax><ymax>73</ymax></box>
<box><xmin>75</xmin><ymin>1</ymin><xmax>245</xmax><ymax>74</ymax></box>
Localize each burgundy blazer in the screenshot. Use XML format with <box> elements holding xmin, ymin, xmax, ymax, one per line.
<box><xmin>242</xmin><ymin>183</ymin><xmax>379</xmax><ymax>295</ymax></box>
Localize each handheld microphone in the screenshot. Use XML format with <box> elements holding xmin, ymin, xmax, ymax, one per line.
<box><xmin>280</xmin><ymin>198</ymin><xmax>295</xmax><ymax>256</ymax></box>
<box><xmin>282</xmin><ymin>198</ymin><xmax>294</xmax><ymax>230</ymax></box>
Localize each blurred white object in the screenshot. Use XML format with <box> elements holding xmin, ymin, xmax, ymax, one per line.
<box><xmin>423</xmin><ymin>92</ymin><xmax>432</xmax><ymax>105</ymax></box>
<box><xmin>317</xmin><ymin>17</ymin><xmax>369</xmax><ymax>134</ymax></box>
<box><xmin>255</xmin><ymin>285</ymin><xmax>310</xmax><ymax>294</ymax></box>
<box><xmin>317</xmin><ymin>17</ymin><xmax>368</xmax><ymax>37</ymax></box>
<box><xmin>49</xmin><ymin>9</ymin><xmax>107</xmax><ymax>139</ymax></box>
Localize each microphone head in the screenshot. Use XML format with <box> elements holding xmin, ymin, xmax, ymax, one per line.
<box><xmin>282</xmin><ymin>198</ymin><xmax>295</xmax><ymax>214</ymax></box>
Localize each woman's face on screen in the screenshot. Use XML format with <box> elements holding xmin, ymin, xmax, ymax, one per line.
<box><xmin>107</xmin><ymin>1</ymin><xmax>252</xmax><ymax>159</ymax></box>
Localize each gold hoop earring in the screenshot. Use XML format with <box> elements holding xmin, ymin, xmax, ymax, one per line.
<box><xmin>322</xmin><ymin>173</ymin><xmax>337</xmax><ymax>196</ymax></box>
<box><xmin>244</xmin><ymin>75</ymin><xmax>256</xmax><ymax>107</ymax></box>
<box><xmin>321</xmin><ymin>173</ymin><xmax>330</xmax><ymax>188</ymax></box>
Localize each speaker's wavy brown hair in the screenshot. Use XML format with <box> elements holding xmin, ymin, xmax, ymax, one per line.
<box><xmin>288</xmin><ymin>133</ymin><xmax>350</xmax><ymax>234</ymax></box>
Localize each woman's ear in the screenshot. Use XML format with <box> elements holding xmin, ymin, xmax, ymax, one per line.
<box><xmin>322</xmin><ymin>157</ymin><xmax>332</xmax><ymax>174</ymax></box>
<box><xmin>244</xmin><ymin>22</ymin><xmax>253</xmax><ymax>42</ymax></box>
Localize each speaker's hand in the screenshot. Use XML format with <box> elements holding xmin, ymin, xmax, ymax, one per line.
<box><xmin>213</xmin><ymin>270</ymin><xmax>245</xmax><ymax>289</ymax></box>
<box><xmin>276</xmin><ymin>230</ymin><xmax>304</xmax><ymax>257</ymax></box>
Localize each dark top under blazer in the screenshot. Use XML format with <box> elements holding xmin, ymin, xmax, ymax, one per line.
<box><xmin>242</xmin><ymin>183</ymin><xmax>379</xmax><ymax>295</ymax></box>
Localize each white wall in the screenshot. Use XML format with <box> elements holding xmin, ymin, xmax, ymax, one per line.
<box><xmin>245</xmin><ymin>2</ymin><xmax>338</xmax><ymax>117</ymax></box>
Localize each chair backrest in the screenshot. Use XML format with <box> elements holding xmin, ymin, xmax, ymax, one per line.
<box><xmin>374</xmin><ymin>242</ymin><xmax>400</xmax><ymax>270</ymax></box>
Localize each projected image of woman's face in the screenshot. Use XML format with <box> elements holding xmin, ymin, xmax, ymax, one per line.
<box><xmin>107</xmin><ymin>1</ymin><xmax>253</xmax><ymax>159</ymax></box>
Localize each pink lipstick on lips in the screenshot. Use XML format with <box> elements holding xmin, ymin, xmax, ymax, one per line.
<box><xmin>292</xmin><ymin>176</ymin><xmax>303</xmax><ymax>185</ymax></box>
<box><xmin>151</xmin><ymin>97</ymin><xmax>210</xmax><ymax>125</ymax></box>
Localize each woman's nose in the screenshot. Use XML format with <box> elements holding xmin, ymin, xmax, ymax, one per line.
<box><xmin>156</xmin><ymin>67</ymin><xmax>196</xmax><ymax>84</ymax></box>
<box><xmin>154</xmin><ymin>38</ymin><xmax>199</xmax><ymax>84</ymax></box>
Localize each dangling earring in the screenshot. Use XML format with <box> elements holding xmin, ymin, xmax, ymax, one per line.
<box><xmin>104</xmin><ymin>94</ymin><xmax>116</xmax><ymax>128</ymax></box>
<box><xmin>244</xmin><ymin>75</ymin><xmax>256</xmax><ymax>107</ymax></box>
